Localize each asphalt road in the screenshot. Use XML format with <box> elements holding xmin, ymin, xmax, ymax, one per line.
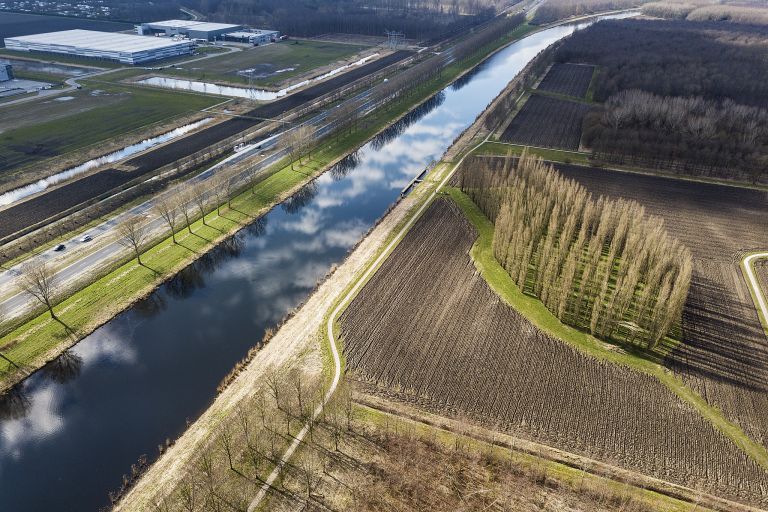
<box><xmin>0</xmin><ymin>83</ymin><xmax>382</xmax><ymax>320</ymax></box>
<box><xmin>0</xmin><ymin>50</ymin><xmax>411</xmax><ymax>240</ymax></box>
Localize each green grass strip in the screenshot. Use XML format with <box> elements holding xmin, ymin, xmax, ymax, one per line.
<box><xmin>474</xmin><ymin>140</ymin><xmax>592</xmax><ymax>164</ymax></box>
<box><xmin>445</xmin><ymin>185</ymin><xmax>768</xmax><ymax>471</ymax></box>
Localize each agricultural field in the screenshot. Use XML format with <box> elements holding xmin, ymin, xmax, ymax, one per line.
<box><xmin>547</xmin><ymin>163</ymin><xmax>768</xmax><ymax>455</ymax></box>
<box><xmin>0</xmin><ymin>12</ymin><xmax>132</xmax><ymax>42</ymax></box>
<box><xmin>339</xmin><ymin>198</ymin><xmax>768</xmax><ymax>505</ymax></box>
<box><xmin>500</xmin><ymin>94</ymin><xmax>591</xmax><ymax>150</ymax></box>
<box><xmin>154</xmin><ymin>40</ymin><xmax>369</xmax><ymax>87</ymax></box>
<box><xmin>536</xmin><ymin>63</ymin><xmax>594</xmax><ymax>98</ymax></box>
<box><xmin>0</xmin><ymin>81</ymin><xmax>220</xmax><ymax>190</ymax></box>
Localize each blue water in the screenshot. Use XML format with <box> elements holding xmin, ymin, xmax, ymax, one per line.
<box><xmin>0</xmin><ymin>14</ymin><xmax>630</xmax><ymax>511</ymax></box>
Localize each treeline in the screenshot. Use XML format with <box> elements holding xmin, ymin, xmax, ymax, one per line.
<box><xmin>642</xmin><ymin>1</ymin><xmax>768</xmax><ymax>26</ymax></box>
<box><xmin>460</xmin><ymin>153</ymin><xmax>692</xmax><ymax>349</ymax></box>
<box><xmin>555</xmin><ymin>19</ymin><xmax>768</xmax><ymax>108</ymax></box>
<box><xmin>187</xmin><ymin>0</ymin><xmax>500</xmax><ymax>39</ymax></box>
<box><xmin>531</xmin><ymin>0</ymin><xmax>640</xmax><ymax>24</ymax></box>
<box><xmin>584</xmin><ymin>89</ymin><xmax>768</xmax><ymax>183</ymax></box>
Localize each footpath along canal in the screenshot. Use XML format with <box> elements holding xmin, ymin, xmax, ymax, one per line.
<box><xmin>0</xmin><ymin>13</ymin><xmax>630</xmax><ymax>511</ymax></box>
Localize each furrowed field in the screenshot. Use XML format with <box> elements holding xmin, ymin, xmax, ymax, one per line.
<box><xmin>536</xmin><ymin>63</ymin><xmax>594</xmax><ymax>98</ymax></box>
<box><xmin>500</xmin><ymin>95</ymin><xmax>590</xmax><ymax>150</ymax></box>
<box><xmin>548</xmin><ymin>162</ymin><xmax>768</xmax><ymax>455</ymax></box>
<box><xmin>339</xmin><ymin>198</ymin><xmax>768</xmax><ymax>506</ymax></box>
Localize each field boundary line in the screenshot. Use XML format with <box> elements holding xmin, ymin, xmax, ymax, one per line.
<box><xmin>742</xmin><ymin>252</ymin><xmax>768</xmax><ymax>335</ymax></box>
<box><xmin>445</xmin><ymin>184</ymin><xmax>768</xmax><ymax>473</ymax></box>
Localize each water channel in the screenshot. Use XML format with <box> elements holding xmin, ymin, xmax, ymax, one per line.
<box><xmin>0</xmin><ymin>118</ymin><xmax>214</xmax><ymax>207</ymax></box>
<box><xmin>0</xmin><ymin>14</ymin><xmax>631</xmax><ymax>511</ymax></box>
<box><xmin>138</xmin><ymin>53</ymin><xmax>380</xmax><ymax>100</ymax></box>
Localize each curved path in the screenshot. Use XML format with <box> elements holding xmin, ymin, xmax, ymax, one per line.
<box><xmin>246</xmin><ymin>134</ymin><xmax>486</xmax><ymax>511</ymax></box>
<box><xmin>743</xmin><ymin>252</ymin><xmax>768</xmax><ymax>331</ymax></box>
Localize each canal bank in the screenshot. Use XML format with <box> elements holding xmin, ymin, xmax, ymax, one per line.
<box><xmin>0</xmin><ymin>13</ymin><xmax>630</xmax><ymax>511</ymax></box>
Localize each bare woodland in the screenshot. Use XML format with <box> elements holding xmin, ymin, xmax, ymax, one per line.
<box><xmin>460</xmin><ymin>153</ymin><xmax>692</xmax><ymax>350</ymax></box>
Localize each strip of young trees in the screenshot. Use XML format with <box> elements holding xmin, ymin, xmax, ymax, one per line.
<box><xmin>460</xmin><ymin>153</ymin><xmax>692</xmax><ymax>349</ymax></box>
<box><xmin>643</xmin><ymin>1</ymin><xmax>768</xmax><ymax>26</ymax></box>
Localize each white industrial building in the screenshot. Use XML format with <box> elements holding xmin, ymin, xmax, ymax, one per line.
<box><xmin>224</xmin><ymin>30</ymin><xmax>280</xmax><ymax>45</ymax></box>
<box><xmin>4</xmin><ymin>30</ymin><xmax>195</xmax><ymax>64</ymax></box>
<box><xmin>0</xmin><ymin>62</ymin><xmax>13</xmax><ymax>82</ymax></box>
<box><xmin>137</xmin><ymin>20</ymin><xmax>242</xmax><ymax>41</ymax></box>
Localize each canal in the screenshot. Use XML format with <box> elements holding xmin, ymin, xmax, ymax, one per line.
<box><xmin>0</xmin><ymin>13</ymin><xmax>630</xmax><ymax>511</ymax></box>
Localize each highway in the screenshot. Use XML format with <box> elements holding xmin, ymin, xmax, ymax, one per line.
<box><xmin>0</xmin><ymin>78</ymin><xmax>383</xmax><ymax>321</ymax></box>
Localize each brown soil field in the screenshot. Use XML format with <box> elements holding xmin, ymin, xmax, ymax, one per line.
<box><xmin>547</xmin><ymin>163</ymin><xmax>768</xmax><ymax>454</ymax></box>
<box><xmin>500</xmin><ymin>94</ymin><xmax>591</xmax><ymax>150</ymax></box>
<box><xmin>537</xmin><ymin>63</ymin><xmax>594</xmax><ymax>98</ymax></box>
<box><xmin>339</xmin><ymin>198</ymin><xmax>768</xmax><ymax>506</ymax></box>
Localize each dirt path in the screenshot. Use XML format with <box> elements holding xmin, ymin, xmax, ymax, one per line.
<box><xmin>743</xmin><ymin>252</ymin><xmax>768</xmax><ymax>332</ymax></box>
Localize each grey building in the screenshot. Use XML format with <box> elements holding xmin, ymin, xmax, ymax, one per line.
<box><xmin>0</xmin><ymin>62</ymin><xmax>13</xmax><ymax>82</ymax></box>
<box><xmin>224</xmin><ymin>30</ymin><xmax>280</xmax><ymax>45</ymax></box>
<box><xmin>137</xmin><ymin>20</ymin><xmax>242</xmax><ymax>41</ymax></box>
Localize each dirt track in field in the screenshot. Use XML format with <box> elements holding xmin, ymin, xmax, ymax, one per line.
<box><xmin>0</xmin><ymin>51</ymin><xmax>411</xmax><ymax>239</ymax></box>
<box><xmin>550</xmin><ymin>163</ymin><xmax>768</xmax><ymax>453</ymax></box>
<box><xmin>339</xmin><ymin>198</ymin><xmax>768</xmax><ymax>506</ymax></box>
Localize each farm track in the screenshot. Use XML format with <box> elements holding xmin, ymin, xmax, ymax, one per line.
<box><xmin>757</xmin><ymin>260</ymin><xmax>768</xmax><ymax>308</ymax></box>
<box><xmin>340</xmin><ymin>198</ymin><xmax>768</xmax><ymax>506</ymax></box>
<box><xmin>500</xmin><ymin>94</ymin><xmax>591</xmax><ymax>150</ymax></box>
<box><xmin>0</xmin><ymin>51</ymin><xmax>411</xmax><ymax>239</ymax></box>
<box><xmin>536</xmin><ymin>62</ymin><xmax>594</xmax><ymax>98</ymax></box>
<box><xmin>548</xmin><ymin>163</ymin><xmax>768</xmax><ymax>454</ymax></box>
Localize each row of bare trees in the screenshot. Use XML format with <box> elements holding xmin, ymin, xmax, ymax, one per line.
<box><xmin>460</xmin><ymin>153</ymin><xmax>692</xmax><ymax>349</ymax></box>
<box><xmin>531</xmin><ymin>0</ymin><xmax>639</xmax><ymax>24</ymax></box>
<box><xmin>123</xmin><ymin>365</ymin><xmax>355</xmax><ymax>511</ymax></box>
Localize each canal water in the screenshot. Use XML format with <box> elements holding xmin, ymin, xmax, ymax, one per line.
<box><xmin>0</xmin><ymin>14</ymin><xmax>630</xmax><ymax>511</ymax></box>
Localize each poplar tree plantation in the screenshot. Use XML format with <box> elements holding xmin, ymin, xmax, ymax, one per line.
<box><xmin>460</xmin><ymin>153</ymin><xmax>692</xmax><ymax>350</ymax></box>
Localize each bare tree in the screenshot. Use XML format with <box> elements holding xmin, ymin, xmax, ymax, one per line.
<box><xmin>179</xmin><ymin>189</ymin><xmax>196</xmax><ymax>234</ymax></box>
<box><xmin>18</xmin><ymin>261</ymin><xmax>59</xmax><ymax>320</ymax></box>
<box><xmin>117</xmin><ymin>216</ymin><xmax>149</xmax><ymax>266</ymax></box>
<box><xmin>192</xmin><ymin>183</ymin><xmax>210</xmax><ymax>225</ymax></box>
<box><xmin>154</xmin><ymin>196</ymin><xmax>180</xmax><ymax>244</ymax></box>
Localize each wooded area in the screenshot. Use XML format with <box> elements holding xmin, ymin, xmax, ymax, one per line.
<box><xmin>460</xmin><ymin>153</ymin><xmax>692</xmax><ymax>349</ymax></box>
<box><xmin>186</xmin><ymin>0</ymin><xmax>504</xmax><ymax>39</ymax></box>
<box><xmin>583</xmin><ymin>89</ymin><xmax>768</xmax><ymax>183</ymax></box>
<box><xmin>555</xmin><ymin>18</ymin><xmax>768</xmax><ymax>183</ymax></box>
<box><xmin>642</xmin><ymin>0</ymin><xmax>768</xmax><ymax>26</ymax></box>
<box><xmin>531</xmin><ymin>0</ymin><xmax>640</xmax><ymax>24</ymax></box>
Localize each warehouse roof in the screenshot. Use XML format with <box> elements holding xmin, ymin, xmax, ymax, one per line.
<box><xmin>5</xmin><ymin>30</ymin><xmax>192</xmax><ymax>52</ymax></box>
<box><xmin>144</xmin><ymin>19</ymin><xmax>241</xmax><ymax>32</ymax></box>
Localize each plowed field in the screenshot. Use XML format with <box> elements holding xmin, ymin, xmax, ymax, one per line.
<box><xmin>545</xmin><ymin>163</ymin><xmax>768</xmax><ymax>456</ymax></box>
<box><xmin>340</xmin><ymin>198</ymin><xmax>768</xmax><ymax>506</ymax></box>
<box><xmin>537</xmin><ymin>63</ymin><xmax>594</xmax><ymax>98</ymax></box>
<box><xmin>500</xmin><ymin>95</ymin><xmax>590</xmax><ymax>150</ymax></box>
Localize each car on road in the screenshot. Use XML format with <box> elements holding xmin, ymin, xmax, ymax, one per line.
<box><xmin>80</xmin><ymin>235</ymin><xmax>93</xmax><ymax>243</ymax></box>
<box><xmin>54</xmin><ymin>244</ymin><xmax>66</xmax><ymax>252</ymax></box>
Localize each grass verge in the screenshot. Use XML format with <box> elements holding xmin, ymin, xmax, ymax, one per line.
<box><xmin>475</xmin><ymin>140</ymin><xmax>592</xmax><ymax>164</ymax></box>
<box><xmin>444</xmin><ymin>185</ymin><xmax>768</xmax><ymax>471</ymax></box>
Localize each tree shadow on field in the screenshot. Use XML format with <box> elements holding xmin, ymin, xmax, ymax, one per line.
<box><xmin>667</xmin><ymin>271</ymin><xmax>768</xmax><ymax>392</ymax></box>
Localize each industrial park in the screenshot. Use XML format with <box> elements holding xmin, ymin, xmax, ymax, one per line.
<box><xmin>0</xmin><ymin>1</ymin><xmax>767</xmax><ymax>512</ymax></box>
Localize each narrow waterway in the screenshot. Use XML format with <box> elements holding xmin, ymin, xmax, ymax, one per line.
<box><xmin>0</xmin><ymin>14</ymin><xmax>630</xmax><ymax>511</ymax></box>
<box><xmin>0</xmin><ymin>118</ymin><xmax>213</xmax><ymax>207</ymax></box>
<box><xmin>138</xmin><ymin>53</ymin><xmax>380</xmax><ymax>100</ymax></box>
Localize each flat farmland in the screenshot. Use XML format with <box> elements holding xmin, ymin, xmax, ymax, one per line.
<box><xmin>537</xmin><ymin>63</ymin><xmax>594</xmax><ymax>98</ymax></box>
<box><xmin>500</xmin><ymin>95</ymin><xmax>590</xmax><ymax>150</ymax></box>
<box><xmin>340</xmin><ymin>198</ymin><xmax>768</xmax><ymax>505</ymax></box>
<box><xmin>0</xmin><ymin>83</ymin><xmax>220</xmax><ymax>187</ymax></box>
<box><xmin>0</xmin><ymin>50</ymin><xmax>412</xmax><ymax>239</ymax></box>
<box><xmin>549</xmin><ymin>163</ymin><xmax>768</xmax><ymax>453</ymax></box>
<box><xmin>156</xmin><ymin>40</ymin><xmax>368</xmax><ymax>86</ymax></box>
